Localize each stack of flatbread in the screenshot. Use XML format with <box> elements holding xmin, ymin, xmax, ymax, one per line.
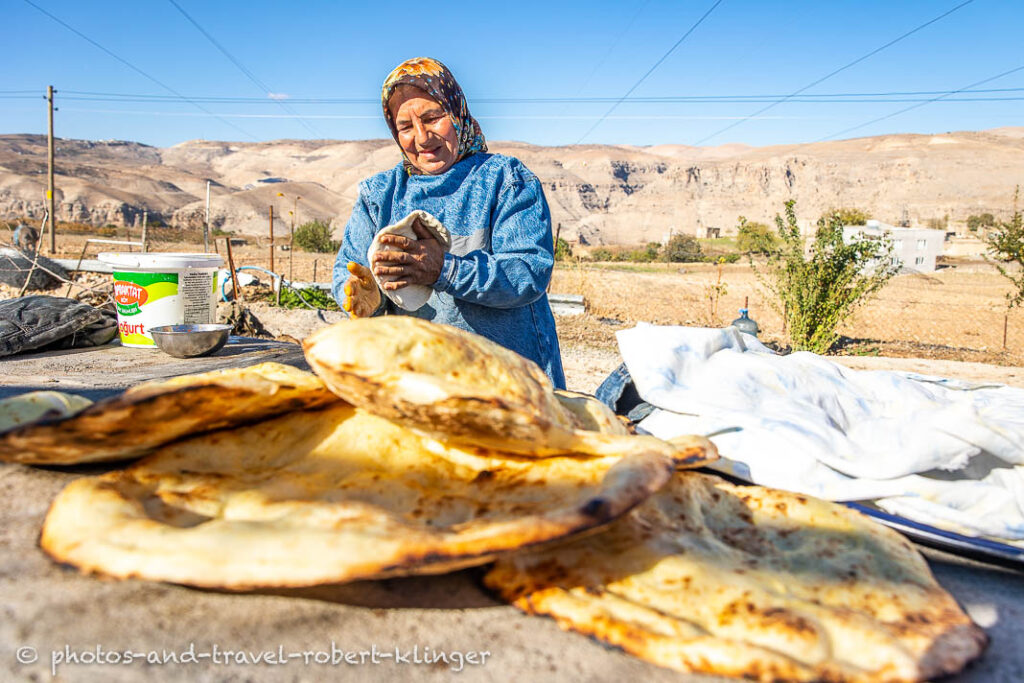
<box><xmin>1</xmin><ymin>316</ymin><xmax>987</xmax><ymax>681</ymax></box>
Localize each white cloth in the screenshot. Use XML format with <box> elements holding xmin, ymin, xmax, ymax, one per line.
<box><xmin>368</xmin><ymin>210</ymin><xmax>451</xmax><ymax>311</ymax></box>
<box><xmin>619</xmin><ymin>324</ymin><xmax>1024</xmax><ymax>544</ymax></box>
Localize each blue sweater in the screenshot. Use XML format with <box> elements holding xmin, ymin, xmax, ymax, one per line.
<box><xmin>332</xmin><ymin>153</ymin><xmax>566</xmax><ymax>389</ymax></box>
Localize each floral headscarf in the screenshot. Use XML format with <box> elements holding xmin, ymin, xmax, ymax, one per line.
<box><xmin>381</xmin><ymin>57</ymin><xmax>487</xmax><ymax>175</ymax></box>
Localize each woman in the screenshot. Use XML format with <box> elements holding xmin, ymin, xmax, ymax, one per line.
<box><xmin>333</xmin><ymin>57</ymin><xmax>566</xmax><ymax>389</ymax></box>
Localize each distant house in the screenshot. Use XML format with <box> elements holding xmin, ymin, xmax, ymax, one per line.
<box><xmin>842</xmin><ymin>220</ymin><xmax>945</xmax><ymax>273</ymax></box>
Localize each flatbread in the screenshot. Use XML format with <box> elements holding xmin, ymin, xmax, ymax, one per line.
<box><xmin>0</xmin><ymin>391</ymin><xmax>93</xmax><ymax>435</ymax></box>
<box><xmin>368</xmin><ymin>210</ymin><xmax>451</xmax><ymax>311</ymax></box>
<box><xmin>554</xmin><ymin>389</ymin><xmax>630</xmax><ymax>436</ymax></box>
<box><xmin>40</xmin><ymin>402</ymin><xmax>674</xmax><ymax>589</ymax></box>
<box><xmin>303</xmin><ymin>317</ymin><xmax>714</xmax><ymax>467</ymax></box>
<box><xmin>486</xmin><ymin>472</ymin><xmax>987</xmax><ymax>682</ymax></box>
<box><xmin>0</xmin><ymin>362</ymin><xmax>340</xmax><ymax>465</ymax></box>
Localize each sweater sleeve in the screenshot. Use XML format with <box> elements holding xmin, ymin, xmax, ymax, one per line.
<box><xmin>331</xmin><ymin>187</ymin><xmax>386</xmax><ymax>315</ymax></box>
<box><xmin>432</xmin><ymin>168</ymin><xmax>554</xmax><ymax>309</ymax></box>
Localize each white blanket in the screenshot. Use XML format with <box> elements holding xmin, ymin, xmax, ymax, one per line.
<box><xmin>620</xmin><ymin>324</ymin><xmax>1024</xmax><ymax>544</ymax></box>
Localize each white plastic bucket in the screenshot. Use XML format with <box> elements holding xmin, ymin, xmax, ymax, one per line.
<box><xmin>98</xmin><ymin>252</ymin><xmax>225</xmax><ymax>348</ymax></box>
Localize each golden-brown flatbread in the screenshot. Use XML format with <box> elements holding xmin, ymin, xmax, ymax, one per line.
<box><xmin>303</xmin><ymin>317</ymin><xmax>713</xmax><ymax>467</ymax></box>
<box><xmin>485</xmin><ymin>472</ymin><xmax>987</xmax><ymax>683</ymax></box>
<box><xmin>40</xmin><ymin>402</ymin><xmax>675</xmax><ymax>589</ymax></box>
<box><xmin>0</xmin><ymin>362</ymin><xmax>339</xmax><ymax>465</ymax></box>
<box><xmin>554</xmin><ymin>389</ymin><xmax>630</xmax><ymax>436</ymax></box>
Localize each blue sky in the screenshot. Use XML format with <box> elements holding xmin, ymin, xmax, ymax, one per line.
<box><xmin>5</xmin><ymin>0</ymin><xmax>1022</xmax><ymax>148</ymax></box>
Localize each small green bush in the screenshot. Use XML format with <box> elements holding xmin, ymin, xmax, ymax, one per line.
<box><xmin>278</xmin><ymin>286</ymin><xmax>340</xmax><ymax>311</ymax></box>
<box><xmin>660</xmin><ymin>233</ymin><xmax>704</xmax><ymax>263</ymax></box>
<box><xmin>294</xmin><ymin>220</ymin><xmax>338</xmax><ymax>253</ymax></box>
<box><xmin>985</xmin><ymin>187</ymin><xmax>1024</xmax><ymax>310</ymax></box>
<box><xmin>736</xmin><ymin>217</ymin><xmax>779</xmax><ymax>255</ymax></box>
<box><xmin>589</xmin><ymin>248</ymin><xmax>614</xmax><ymax>262</ymax></box>
<box><xmin>967</xmin><ymin>213</ymin><xmax>996</xmax><ymax>232</ymax></box>
<box><xmin>822</xmin><ymin>207</ymin><xmax>871</xmax><ymax>226</ymax></box>
<box><xmin>753</xmin><ymin>201</ymin><xmax>898</xmax><ymax>354</ymax></box>
<box><xmin>554</xmin><ymin>237</ymin><xmax>573</xmax><ymax>261</ymax></box>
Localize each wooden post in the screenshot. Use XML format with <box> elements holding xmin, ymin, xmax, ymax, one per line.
<box><xmin>46</xmin><ymin>85</ymin><xmax>56</xmax><ymax>255</ymax></box>
<box><xmin>224</xmin><ymin>237</ymin><xmax>243</xmax><ymax>303</ymax></box>
<box><xmin>268</xmin><ymin>205</ymin><xmax>275</xmax><ymax>273</ymax></box>
<box><xmin>1004</xmin><ymin>312</ymin><xmax>1009</xmax><ymax>351</ymax></box>
<box><xmin>313</xmin><ymin>259</ymin><xmax>318</xmax><ymax>283</ymax></box>
<box><xmin>548</xmin><ymin>223</ymin><xmax>562</xmax><ymax>292</ymax></box>
<box><xmin>204</xmin><ymin>180</ymin><xmax>211</xmax><ymax>253</ymax></box>
<box><xmin>289</xmin><ymin>196</ymin><xmax>299</xmax><ymax>282</ymax></box>
<box><xmin>141</xmin><ymin>211</ymin><xmax>148</xmax><ymax>253</ymax></box>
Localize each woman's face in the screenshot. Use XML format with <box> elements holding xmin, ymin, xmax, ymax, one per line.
<box><xmin>388</xmin><ymin>85</ymin><xmax>459</xmax><ymax>175</ymax></box>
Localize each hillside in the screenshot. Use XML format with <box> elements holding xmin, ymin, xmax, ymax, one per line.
<box><xmin>1</xmin><ymin>128</ymin><xmax>1022</xmax><ymax>245</ymax></box>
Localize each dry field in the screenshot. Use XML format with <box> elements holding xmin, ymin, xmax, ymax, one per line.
<box><xmin>7</xmin><ymin>228</ymin><xmax>1024</xmax><ymax>367</ymax></box>
<box><xmin>551</xmin><ymin>259</ymin><xmax>1024</xmax><ymax>365</ymax></box>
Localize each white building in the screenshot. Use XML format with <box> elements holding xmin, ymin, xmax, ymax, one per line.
<box><xmin>842</xmin><ymin>220</ymin><xmax>945</xmax><ymax>273</ymax></box>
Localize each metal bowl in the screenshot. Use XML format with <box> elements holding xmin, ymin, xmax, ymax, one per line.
<box><xmin>150</xmin><ymin>324</ymin><xmax>232</xmax><ymax>358</ymax></box>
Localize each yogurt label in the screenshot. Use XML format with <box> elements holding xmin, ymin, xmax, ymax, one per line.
<box><xmin>111</xmin><ymin>270</ymin><xmax>214</xmax><ymax>347</ymax></box>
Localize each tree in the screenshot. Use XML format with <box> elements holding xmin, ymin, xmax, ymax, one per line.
<box><xmin>824</xmin><ymin>207</ymin><xmax>871</xmax><ymax>226</ymax></box>
<box><xmin>736</xmin><ymin>216</ymin><xmax>779</xmax><ymax>255</ymax></box>
<box><xmin>293</xmin><ymin>220</ymin><xmax>338</xmax><ymax>253</ymax></box>
<box><xmin>554</xmin><ymin>237</ymin><xmax>573</xmax><ymax>261</ymax></box>
<box><xmin>985</xmin><ymin>188</ymin><xmax>1024</xmax><ymax>309</ymax></box>
<box><xmin>660</xmin><ymin>233</ymin><xmax>704</xmax><ymax>263</ymax></box>
<box><xmin>753</xmin><ymin>202</ymin><xmax>899</xmax><ymax>354</ymax></box>
<box><xmin>967</xmin><ymin>213</ymin><xmax>996</xmax><ymax>232</ymax></box>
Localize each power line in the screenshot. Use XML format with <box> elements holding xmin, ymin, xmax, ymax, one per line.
<box><xmin>819</xmin><ymin>63</ymin><xmax>1024</xmax><ymax>141</ymax></box>
<box><xmin>575</xmin><ymin>0</ymin><xmax>725</xmax><ymax>144</ymax></box>
<box><xmin>21</xmin><ymin>0</ymin><xmax>259</xmax><ymax>141</ymax></box>
<box><xmin>51</xmin><ymin>107</ymin><xmax>1021</xmax><ymax>121</ymax></box>
<box><xmin>563</xmin><ymin>0</ymin><xmax>652</xmax><ymax>110</ymax></box>
<box><xmin>165</xmin><ymin>0</ymin><xmax>323</xmax><ymax>137</ymax></box>
<box><xmin>30</xmin><ymin>87</ymin><xmax>1024</xmax><ymax>105</ymax></box>
<box><xmin>693</xmin><ymin>0</ymin><xmax>977</xmax><ymax>145</ymax></box>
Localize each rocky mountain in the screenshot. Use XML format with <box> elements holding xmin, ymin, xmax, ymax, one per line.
<box><xmin>1</xmin><ymin>128</ymin><xmax>1022</xmax><ymax>245</ymax></box>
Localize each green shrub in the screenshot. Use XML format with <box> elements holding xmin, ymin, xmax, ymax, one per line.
<box><xmin>736</xmin><ymin>217</ymin><xmax>779</xmax><ymax>255</ymax></box>
<box><xmin>589</xmin><ymin>247</ymin><xmax>614</xmax><ymax>262</ymax></box>
<box><xmin>660</xmin><ymin>233</ymin><xmax>704</xmax><ymax>263</ymax></box>
<box><xmin>294</xmin><ymin>220</ymin><xmax>338</xmax><ymax>253</ymax></box>
<box><xmin>277</xmin><ymin>286</ymin><xmax>340</xmax><ymax>311</ymax></box>
<box><xmin>753</xmin><ymin>201</ymin><xmax>898</xmax><ymax>354</ymax></box>
<box><xmin>968</xmin><ymin>213</ymin><xmax>996</xmax><ymax>232</ymax></box>
<box><xmin>985</xmin><ymin>187</ymin><xmax>1024</xmax><ymax>309</ymax></box>
<box><xmin>642</xmin><ymin>242</ymin><xmax>661</xmax><ymax>262</ymax></box>
<box><xmin>823</xmin><ymin>207</ymin><xmax>871</xmax><ymax>226</ymax></box>
<box><xmin>554</xmin><ymin>237</ymin><xmax>573</xmax><ymax>261</ymax></box>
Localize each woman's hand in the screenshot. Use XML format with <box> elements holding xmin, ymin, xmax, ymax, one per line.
<box><xmin>372</xmin><ymin>219</ymin><xmax>445</xmax><ymax>290</ymax></box>
<box><xmin>342</xmin><ymin>262</ymin><xmax>382</xmax><ymax>317</ymax></box>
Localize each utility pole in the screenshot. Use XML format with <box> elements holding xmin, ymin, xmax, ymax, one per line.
<box><xmin>204</xmin><ymin>180</ymin><xmax>211</xmax><ymax>253</ymax></box>
<box><xmin>141</xmin><ymin>211</ymin><xmax>148</xmax><ymax>253</ymax></box>
<box><xmin>46</xmin><ymin>85</ymin><xmax>56</xmax><ymax>255</ymax></box>
<box><xmin>268</xmin><ymin>205</ymin><xmax>275</xmax><ymax>273</ymax></box>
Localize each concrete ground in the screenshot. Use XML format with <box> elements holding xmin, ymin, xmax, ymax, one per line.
<box><xmin>0</xmin><ymin>338</ymin><xmax>1022</xmax><ymax>682</ymax></box>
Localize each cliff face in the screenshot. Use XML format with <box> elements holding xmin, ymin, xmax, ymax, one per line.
<box><xmin>2</xmin><ymin>128</ymin><xmax>1022</xmax><ymax>243</ymax></box>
